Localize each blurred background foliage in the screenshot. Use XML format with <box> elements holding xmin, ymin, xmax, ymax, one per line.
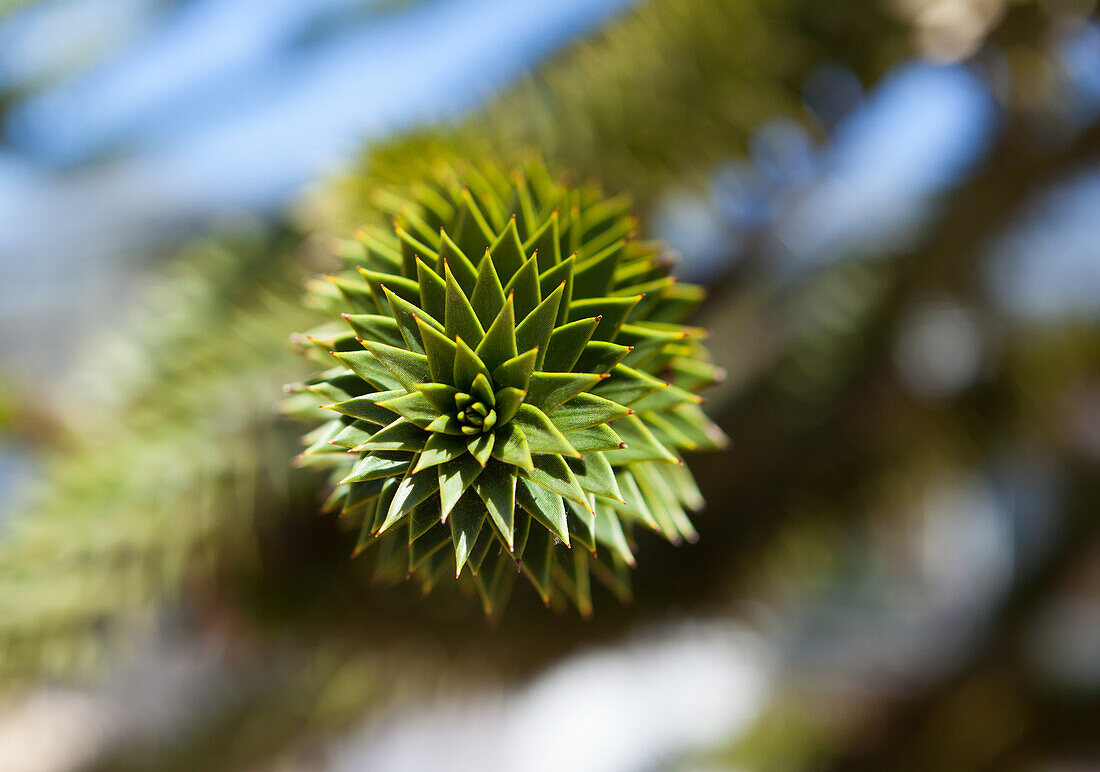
<box><xmin>0</xmin><ymin>0</ymin><xmax>1098</xmax><ymax>770</ymax></box>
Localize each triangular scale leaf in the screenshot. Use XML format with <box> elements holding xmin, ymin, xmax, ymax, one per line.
<box><xmin>416</xmin><ymin>319</ymin><xmax>458</xmax><ymax>384</ymax></box>
<box><xmin>492</xmin><ymin>349</ymin><xmax>538</xmax><ymax>392</ymax></box>
<box><xmin>512</xmin><ymin>404</ymin><xmax>580</xmax><ymax>457</ymax></box>
<box><xmin>326</xmin><ymin>390</ymin><xmax>405</xmax><ymax>425</ymax></box>
<box><xmin>542</xmin><ymin>317</ymin><xmax>599</xmax><ymax>372</ymax></box>
<box><xmin>474</xmin><ymin>462</ymin><xmax>517</xmax><ymax>550</ymax></box>
<box><xmin>475</xmin><ymin>294</ymin><xmax>518</xmax><ymax>372</ymax></box>
<box><xmin>502</xmin><ymin>253</ymin><xmax>541</xmax><ymax>320</ymax></box>
<box><xmin>519</xmin><ymin>453</ymin><xmax>591</xmax><ymax>510</ymax></box>
<box><xmin>378</xmin><ymin>470</ymin><xmax>439</xmax><ymax>534</ymax></box>
<box><xmin>450</xmin><ymin>492</ymin><xmax>486</xmax><ymax>578</ymax></box>
<box><xmin>516</xmin><ymin>281</ymin><xmax>564</xmax><ymax>363</ymax></box>
<box><xmin>356</xmin><ymin>418</ymin><xmax>428</xmax><ymax>452</ymax></box>
<box><xmin>526</xmin><ymin>372</ymin><xmax>603</xmax><ymax>413</ymax></box>
<box><xmin>438</xmin><ymin>454</ymin><xmax>485</xmax><ymax>521</ymax></box>
<box><xmin>548</xmin><ymin>393</ymin><xmax>632</xmax><ymax>432</ymax></box>
<box><xmin>516</xmin><ymin>477</ymin><xmax>569</xmax><ymax>546</ymax></box>
<box><xmin>333</xmin><ymin>350</ymin><xmax>402</xmax><ymax>391</ymax></box>
<box><xmin>490</xmin><ymin>423</ymin><xmax>534</xmax><ymax>472</ymax></box>
<box><xmin>416</xmin><ymin>256</ymin><xmax>448</xmax><ymax>322</ymax></box>
<box><xmin>470</xmin><ymin>250</ymin><xmax>506</xmax><ymax>326</ymax></box>
<box><xmin>453</xmin><ymin>337</ymin><xmax>492</xmax><ymax>393</ymax></box>
<box><xmin>488</xmin><ymin>216</ymin><xmax>526</xmax><ymax>282</ymax></box>
<box><xmin>414</xmin><ymin>433</ymin><xmax>468</xmax><ymax>472</ymax></box>
<box><xmin>444</xmin><ymin>262</ymin><xmax>485</xmax><ymax>345</ymax></box>
<box><xmin>363</xmin><ymin>342</ymin><xmax>432</xmax><ymax>391</ymax></box>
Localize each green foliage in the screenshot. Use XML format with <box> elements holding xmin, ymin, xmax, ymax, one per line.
<box><xmin>286</xmin><ymin>159</ymin><xmax>726</xmax><ymax>615</ymax></box>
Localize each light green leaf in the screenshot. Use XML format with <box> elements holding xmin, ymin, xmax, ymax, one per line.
<box><xmin>363</xmin><ymin>342</ymin><xmax>432</xmax><ymax>391</ymax></box>
<box><xmin>493</xmin><ymin>387</ymin><xmax>525</xmax><ymax>425</ymax></box>
<box><xmin>519</xmin><ymin>453</ymin><xmax>591</xmax><ymax>509</ymax></box>
<box><xmin>326</xmin><ymin>390</ymin><xmax>404</xmax><ymax>424</ymax></box>
<box><xmin>474</xmin><ymin>463</ymin><xmax>517</xmax><ymax>549</ymax></box>
<box><xmin>470</xmin><ymin>250</ymin><xmax>506</xmax><ymax>326</ymax></box>
<box><xmin>450</xmin><ymin>492</ymin><xmax>486</xmax><ymax>578</ymax></box>
<box><xmin>516</xmin><ymin>477</ymin><xmax>569</xmax><ymax>546</ymax></box>
<box><xmin>574</xmin><ymin>341</ymin><xmax>632</xmax><ymax>374</ymax></box>
<box><xmin>416</xmin><ymin>256</ymin><xmax>447</xmax><ymax>322</ymax></box>
<box><xmin>567</xmin><ymin>452</ymin><xmax>623</xmax><ymax>502</ymax></box>
<box><xmin>414</xmin><ymin>433</ymin><xmax>468</xmax><ymax>472</ymax></box>
<box><xmin>378</xmin><ymin>470</ymin><xmax>439</xmax><ymax>534</ymax></box>
<box><xmin>512</xmin><ymin>404</ymin><xmax>580</xmax><ymax>457</ymax></box>
<box><xmin>538</xmin><ymin>254</ymin><xmax>574</xmax><ymax>325</ymax></box>
<box><xmin>502</xmin><ymin>252</ymin><xmax>541</xmax><ymax>319</ymax></box>
<box><xmin>542</xmin><ymin>317</ymin><xmax>599</xmax><ymax>372</ymax></box>
<box><xmin>568</xmin><ymin>295</ymin><xmax>641</xmax><ymax>341</ymax></box>
<box><xmin>516</xmin><ymin>281</ymin><xmax>564</xmax><ymax>364</ymax></box>
<box><xmin>466</xmin><ymin>432</ymin><xmax>495</xmax><ymax>466</ymax></box>
<box><xmin>444</xmin><ymin>262</ymin><xmax>485</xmax><ymax>345</ymax></box>
<box><xmin>333</xmin><ymin>350</ymin><xmax>402</xmax><ymax>390</ymax></box>
<box><xmin>602</xmin><ymin>415</ymin><xmax>681</xmax><ymax>464</ymax></box>
<box><xmin>490</xmin><ymin>423</ymin><xmax>534</xmax><ymax>472</ymax></box>
<box><xmin>526</xmin><ymin>372</ymin><xmax>603</xmax><ymax>413</ymax></box>
<box><xmin>342</xmin><ymin>314</ymin><xmax>403</xmax><ymax>348</ymax></box>
<box><xmin>355</xmin><ymin>418</ymin><xmax>428</xmax><ymax>452</ymax></box>
<box><xmin>377</xmin><ymin>392</ymin><xmax>438</xmax><ymax>428</ymax></box>
<box><xmin>454</xmin><ymin>337</ymin><xmax>491</xmax><ymax>393</ymax></box>
<box><xmin>475</xmin><ymin>294</ymin><xmax>518</xmax><ymax>372</ymax></box>
<box><xmin>339</xmin><ymin>451</ymin><xmax>411</xmax><ymax>485</ymax></box>
<box><xmin>492</xmin><ymin>349</ymin><xmax>538</xmax><ymax>392</ymax></box>
<box><xmin>417</xmin><ymin>317</ymin><xmax>457</xmax><ymax>384</ymax></box>
<box><xmin>488</xmin><ymin>216</ymin><xmax>526</xmax><ymax>282</ymax></box>
<box><xmin>548</xmin><ymin>393</ymin><xmax>631</xmax><ymax>432</ymax></box>
<box><xmin>437</xmin><ymin>228</ymin><xmax>478</xmax><ymax>293</ymax></box>
<box><xmin>385</xmin><ymin>286</ymin><xmax>443</xmax><ymax>354</ymax></box>
<box><xmin>563</xmin><ymin>423</ymin><xmax>624</xmax><ymax>453</ymax></box>
<box><xmin>438</xmin><ymin>454</ymin><xmax>485</xmax><ymax>521</ymax></box>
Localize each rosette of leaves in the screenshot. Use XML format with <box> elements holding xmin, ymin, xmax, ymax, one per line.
<box><xmin>285</xmin><ymin>159</ymin><xmax>727</xmax><ymax>616</ymax></box>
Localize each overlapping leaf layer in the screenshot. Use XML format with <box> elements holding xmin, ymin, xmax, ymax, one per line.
<box><xmin>286</xmin><ymin>159</ymin><xmax>727</xmax><ymax>615</ymax></box>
